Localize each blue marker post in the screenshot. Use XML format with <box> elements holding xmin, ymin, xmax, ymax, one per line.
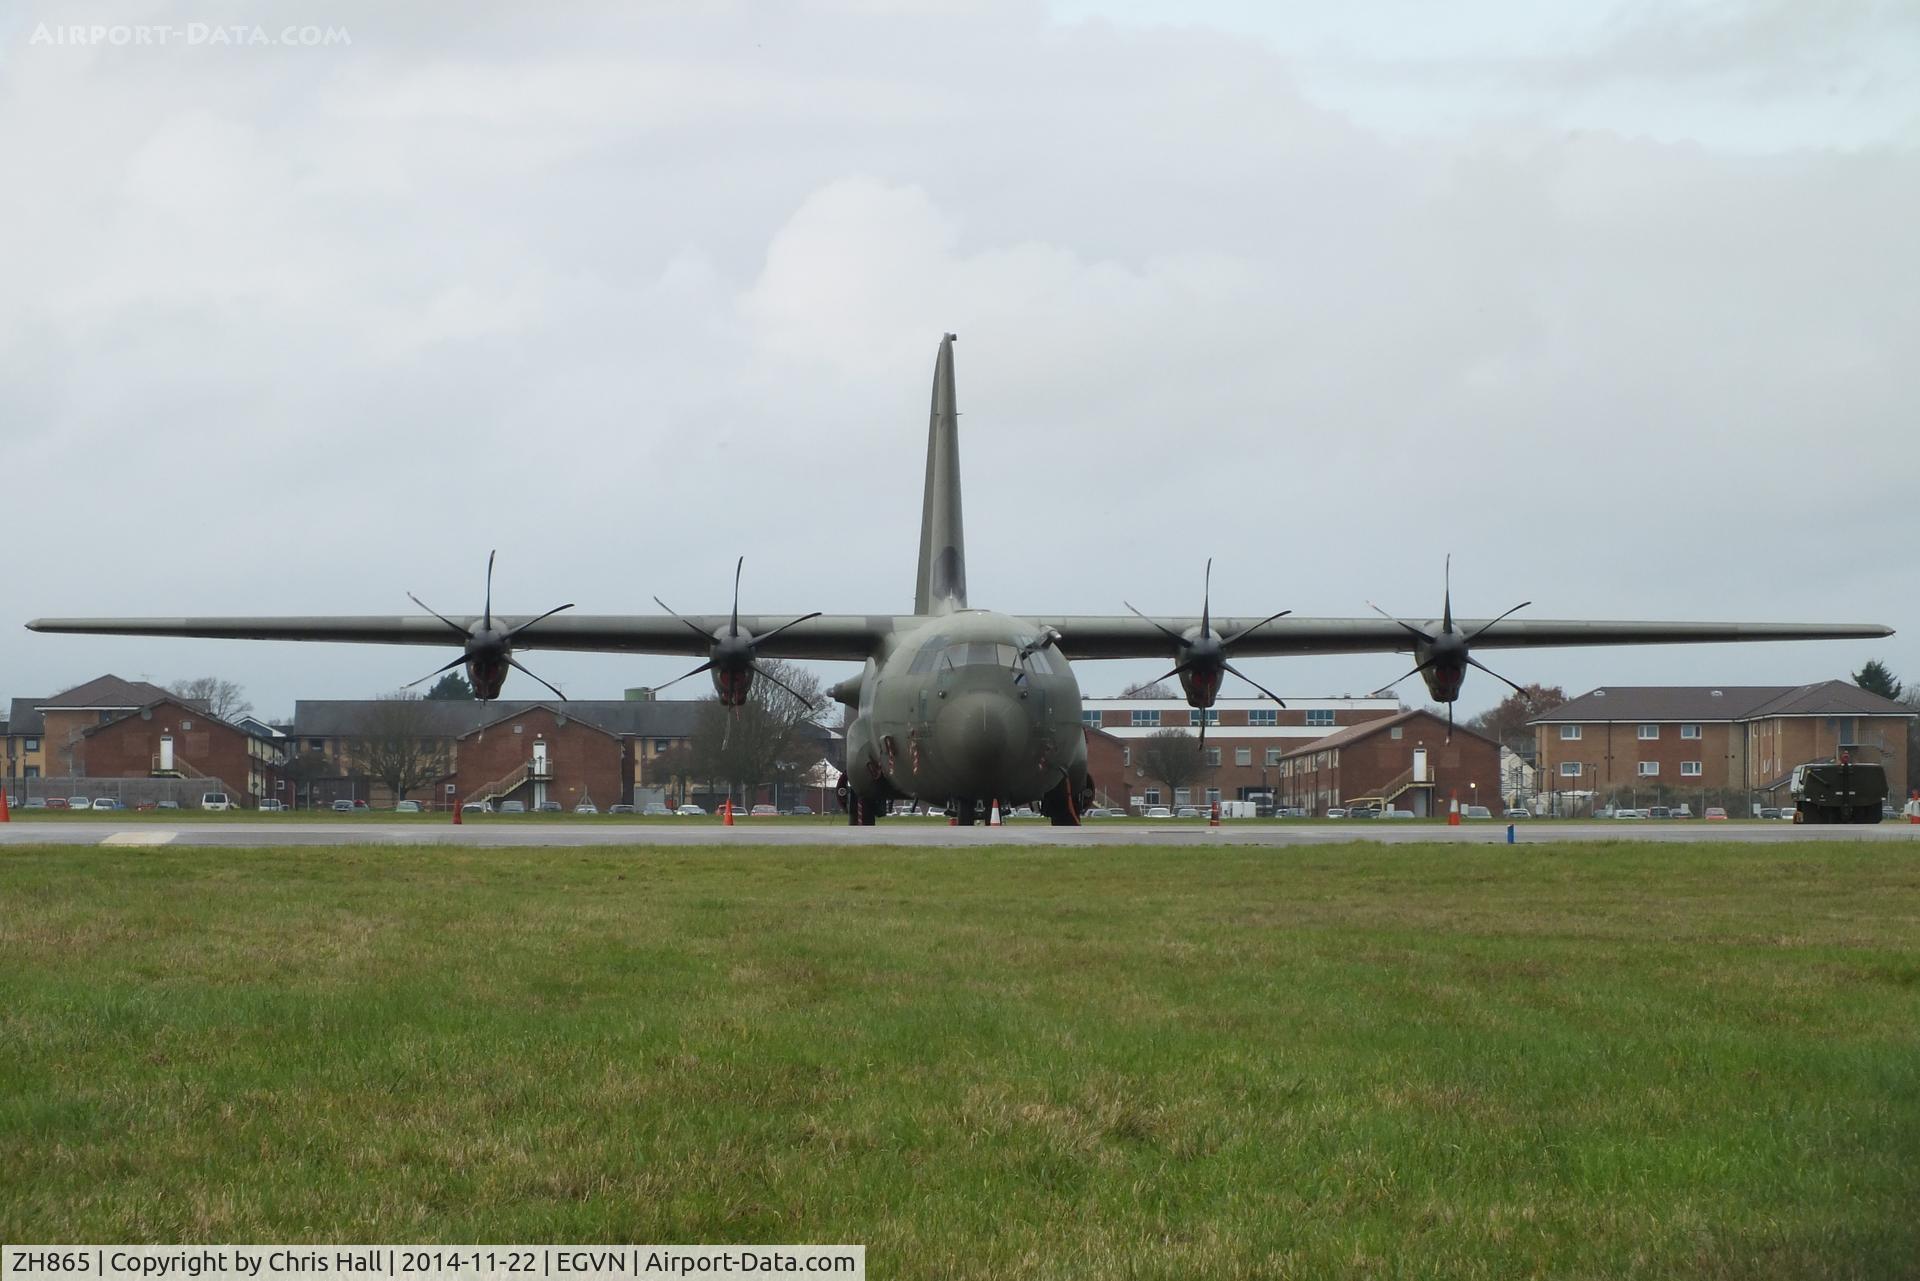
<box><xmin>1506</xmin><ymin>823</ymin><xmax>1516</xmax><ymax>845</ymax></box>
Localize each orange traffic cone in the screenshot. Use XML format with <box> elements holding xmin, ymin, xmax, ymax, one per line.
<box><xmin>0</xmin><ymin>788</ymin><xmax>10</xmax><ymax>822</ymax></box>
<box><xmin>723</xmin><ymin>798</ymin><xmax>734</xmax><ymax>826</ymax></box>
<box><xmin>989</xmin><ymin>799</ymin><xmax>1002</xmax><ymax>826</ymax></box>
<box><xmin>452</xmin><ymin>800</ymin><xmax>462</xmax><ymax>825</ymax></box>
<box><xmin>1447</xmin><ymin>791</ymin><xmax>1460</xmax><ymax>826</ymax></box>
<box><xmin>1208</xmin><ymin>801</ymin><xmax>1220</xmax><ymax>827</ymax></box>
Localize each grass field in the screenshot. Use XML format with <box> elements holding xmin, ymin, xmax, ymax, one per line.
<box><xmin>2</xmin><ymin>841</ymin><xmax>1916</xmax><ymax>1278</ymax></box>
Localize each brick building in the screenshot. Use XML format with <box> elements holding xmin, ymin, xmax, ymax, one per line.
<box><xmin>1275</xmin><ymin>709</ymin><xmax>1500</xmax><ymax>816</ymax></box>
<box><xmin>1529</xmin><ymin>682</ymin><xmax>1914</xmax><ymax>811</ymax></box>
<box><xmin>75</xmin><ymin>696</ymin><xmax>289</xmax><ymax>804</ymax></box>
<box><xmin>6</xmin><ymin>675</ymin><xmax>182</xmax><ymax>783</ymax></box>
<box><xmin>289</xmin><ymin>697</ymin><xmax>839</xmax><ymax>809</ymax></box>
<box><xmin>1080</xmin><ymin>694</ymin><xmax>1400</xmax><ymax>809</ymax></box>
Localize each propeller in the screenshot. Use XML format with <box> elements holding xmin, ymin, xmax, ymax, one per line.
<box><xmin>405</xmin><ymin>550</ymin><xmax>574</xmax><ymax>701</ymax></box>
<box><xmin>1124</xmin><ymin>559</ymin><xmax>1292</xmax><ymax>756</ymax></box>
<box><xmin>1367</xmin><ymin>554</ymin><xmax>1531</xmax><ymax>739</ymax></box>
<box><xmin>651</xmin><ymin>557</ymin><xmax>822</xmax><ymax>708</ymax></box>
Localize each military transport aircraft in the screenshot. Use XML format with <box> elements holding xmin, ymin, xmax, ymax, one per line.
<box><xmin>28</xmin><ymin>335</ymin><xmax>1893</xmax><ymax>825</ymax></box>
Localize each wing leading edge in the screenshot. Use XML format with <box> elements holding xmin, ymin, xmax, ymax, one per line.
<box><xmin>26</xmin><ymin>612</ymin><xmax>1890</xmax><ymax>663</ymax></box>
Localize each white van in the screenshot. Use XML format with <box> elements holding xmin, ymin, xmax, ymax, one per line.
<box><xmin>200</xmin><ymin>792</ymin><xmax>233</xmax><ymax>812</ymax></box>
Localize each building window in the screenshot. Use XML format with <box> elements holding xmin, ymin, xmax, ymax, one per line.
<box><xmin>1194</xmin><ymin>708</ymin><xmax>1219</xmax><ymax>726</ymax></box>
<box><xmin>24</xmin><ymin>766</ymin><xmax>38</xmax><ymax>779</ymax></box>
<box><xmin>1205</xmin><ymin>748</ymin><xmax>1221</xmax><ymax>767</ymax></box>
<box><xmin>1174</xmin><ymin>788</ymin><xmax>1190</xmax><ymax>807</ymax></box>
<box><xmin>1681</xmin><ymin>761</ymin><xmax>1702</xmax><ymax>777</ymax></box>
<box><xmin>1266</xmin><ymin>748</ymin><xmax>1281</xmax><ymax>766</ymax></box>
<box><xmin>309</xmin><ymin>739</ymin><xmax>324</xmax><ymax>751</ymax></box>
<box><xmin>1560</xmin><ymin>725</ymin><xmax>1582</xmax><ymax>740</ymax></box>
<box><xmin>1235</xmin><ymin>748</ymin><xmax>1251</xmax><ymax>766</ymax></box>
<box><xmin>1560</xmin><ymin>761</ymin><xmax>1582</xmax><ymax>777</ymax></box>
<box><xmin>1122</xmin><ymin>747</ymin><xmax>1130</xmax><ymax>767</ymax></box>
<box><xmin>1249</xmin><ymin>709</ymin><xmax>1277</xmax><ymax>726</ymax></box>
<box><xmin>1131</xmin><ymin>710</ymin><xmax>1160</xmax><ymax>727</ymax></box>
<box><xmin>1142</xmin><ymin>789</ymin><xmax>1160</xmax><ymax>806</ymax></box>
<box><xmin>1306</xmin><ymin>709</ymin><xmax>1335</xmax><ymax>727</ymax></box>
<box><xmin>1082</xmin><ymin>710</ymin><xmax>1102</xmax><ymax>727</ymax></box>
<box><xmin>1638</xmin><ymin>761</ymin><xmax>1660</xmax><ymax>777</ymax></box>
<box><xmin>1681</xmin><ymin>724</ymin><xmax>1701</xmax><ymax>740</ymax></box>
<box><xmin>23</xmin><ymin>737</ymin><xmax>38</xmax><ymax>752</ymax></box>
<box><xmin>1638</xmin><ymin>724</ymin><xmax>1659</xmax><ymax>740</ymax></box>
<box><xmin>1205</xmin><ymin>788</ymin><xmax>1221</xmax><ymax>804</ymax></box>
<box><xmin>1390</xmin><ymin>726</ymin><xmax>1403</xmax><ymax>740</ymax></box>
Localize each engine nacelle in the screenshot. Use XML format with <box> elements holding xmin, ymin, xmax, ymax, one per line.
<box><xmin>466</xmin><ymin>655</ymin><xmax>508</xmax><ymax>701</ymax></box>
<box><xmin>1177</xmin><ymin>659</ymin><xmax>1225</xmax><ymax>709</ymax></box>
<box><xmin>711</xmin><ymin>664</ymin><xmax>755</xmax><ymax>706</ymax></box>
<box><xmin>1419</xmin><ymin>658</ymin><xmax>1466</xmax><ymax>704</ymax></box>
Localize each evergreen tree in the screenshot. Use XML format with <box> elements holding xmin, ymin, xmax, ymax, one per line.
<box><xmin>423</xmin><ymin>671</ymin><xmax>474</xmax><ymax>701</ymax></box>
<box><xmin>1852</xmin><ymin>660</ymin><xmax>1902</xmax><ymax>700</ymax></box>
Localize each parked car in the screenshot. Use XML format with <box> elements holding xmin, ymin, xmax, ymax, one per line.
<box><xmin>1504</xmin><ymin>807</ymin><xmax>1530</xmax><ymax>819</ymax></box>
<box><xmin>68</xmin><ymin>796</ymin><xmax>91</xmax><ymax>810</ymax></box>
<box><xmin>1326</xmin><ymin>807</ymin><xmax>1348</xmax><ymax>819</ymax></box>
<box><xmin>535</xmin><ymin>801</ymin><xmax>562</xmax><ymax>813</ymax></box>
<box><xmin>608</xmin><ymin>804</ymin><xmax>636</xmax><ymax>815</ymax></box>
<box><xmin>787</xmin><ymin>805</ymin><xmax>813</xmax><ymax>815</ymax></box>
<box><xmin>1144</xmin><ymin>806</ymin><xmax>1173</xmax><ymax>818</ymax></box>
<box><xmin>499</xmin><ymin>801</ymin><xmax>527</xmax><ymax>814</ymax></box>
<box><xmin>331</xmin><ymin>799</ymin><xmax>358</xmax><ymax>813</ymax></box>
<box><xmin>1348</xmin><ymin>807</ymin><xmax>1379</xmax><ymax>820</ymax></box>
<box><xmin>1464</xmin><ymin>805</ymin><xmax>1493</xmax><ymax>819</ymax></box>
<box><xmin>45</xmin><ymin>797</ymin><xmax>68</xmax><ymax>809</ymax></box>
<box><xmin>1671</xmin><ymin>805</ymin><xmax>1694</xmax><ymax>819</ymax></box>
<box><xmin>750</xmin><ymin>804</ymin><xmax>779</xmax><ymax>817</ymax></box>
<box><xmin>1614</xmin><ymin>808</ymin><xmax>1643</xmax><ymax>820</ymax></box>
<box><xmin>574</xmin><ymin>802</ymin><xmax>598</xmax><ymax>814</ymax></box>
<box><xmin>1758</xmin><ymin>807</ymin><xmax>1781</xmax><ymax>820</ymax></box>
<box><xmin>90</xmin><ymin>797</ymin><xmax>121</xmax><ymax>811</ymax></box>
<box><xmin>1647</xmin><ymin>806</ymin><xmax>1672</xmax><ymax>819</ymax></box>
<box><xmin>199</xmin><ymin>792</ymin><xmax>233</xmax><ymax>811</ymax></box>
<box><xmin>1704</xmin><ymin>807</ymin><xmax>1728</xmax><ymax>820</ymax></box>
<box><xmin>1382</xmin><ymin>808</ymin><xmax>1417</xmax><ymax>819</ymax></box>
<box><xmin>258</xmin><ymin>799</ymin><xmax>287</xmax><ymax>812</ymax></box>
<box><xmin>1174</xmin><ymin>806</ymin><xmax>1200</xmax><ymax>818</ymax></box>
<box><xmin>393</xmin><ymin>800</ymin><xmax>421</xmax><ymax>813</ymax></box>
<box><xmin>23</xmin><ymin>797</ymin><xmax>48</xmax><ymax>810</ymax></box>
<box><xmin>677</xmin><ymin>804</ymin><xmax>706</xmax><ymax>817</ymax></box>
<box><xmin>460</xmin><ymin>801</ymin><xmax>492</xmax><ymax>814</ymax></box>
<box><xmin>156</xmin><ymin>800</ymin><xmax>180</xmax><ymax>810</ymax></box>
<box><xmin>642</xmin><ymin>803</ymin><xmax>673</xmax><ymax>816</ymax></box>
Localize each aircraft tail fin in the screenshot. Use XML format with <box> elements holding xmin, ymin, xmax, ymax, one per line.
<box><xmin>913</xmin><ymin>333</ymin><xmax>967</xmax><ymax>615</ymax></box>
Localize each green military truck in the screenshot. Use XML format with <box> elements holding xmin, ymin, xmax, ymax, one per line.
<box><xmin>1789</xmin><ymin>752</ymin><xmax>1888</xmax><ymax>824</ymax></box>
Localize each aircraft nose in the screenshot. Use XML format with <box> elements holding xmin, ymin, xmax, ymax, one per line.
<box><xmin>938</xmin><ymin>691</ymin><xmax>1029</xmax><ymax>772</ymax></box>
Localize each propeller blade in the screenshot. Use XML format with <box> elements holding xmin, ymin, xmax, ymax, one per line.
<box><xmin>1198</xmin><ymin>712</ymin><xmax>1207</xmax><ymax>757</ymax></box>
<box><xmin>1366</xmin><ymin>601</ymin><xmax>1433</xmax><ymax>646</ymax></box>
<box><xmin>1466</xmin><ymin>654</ymin><xmax>1531</xmax><ymax>699</ymax></box>
<box><xmin>1145</xmin><ymin>661</ymin><xmax>1192</xmax><ymax>688</ymax></box>
<box><xmin>404</xmin><ymin>654</ymin><xmax>469</xmax><ymax>689</ymax></box>
<box><xmin>1123</xmin><ymin>600</ymin><xmax>1193</xmax><ymax>649</ymax></box>
<box><xmin>484</xmin><ymin>549</ymin><xmax>496</xmax><ymax>632</ymax></box>
<box><xmin>1220</xmin><ymin>608</ymin><xmax>1293</xmax><ymax>647</ymax></box>
<box><xmin>1446</xmin><ymin>701</ymin><xmax>1454</xmax><ymax>742</ymax></box>
<box><xmin>653</xmin><ymin>596</ymin><xmax>720</xmax><ymax>643</ymax></box>
<box><xmin>1464</xmin><ymin>600</ymin><xmax>1531</xmax><ymax>643</ymax></box>
<box><xmin>1442</xmin><ymin>553</ymin><xmax>1452</xmax><ymax>634</ymax></box>
<box><xmin>753</xmin><ymin>610</ymin><xmax>825</xmax><ymax>646</ymax></box>
<box><xmin>1200</xmin><ymin>558</ymin><xmax>1211</xmax><ymax>640</ymax></box>
<box><xmin>751</xmin><ymin>661</ymin><xmax>819</xmax><ymax>710</ymax></box>
<box><xmin>506</xmin><ymin>655</ymin><xmax>566</xmax><ymax>702</ymax></box>
<box><xmin>407</xmin><ymin>592</ymin><xmax>471</xmax><ymax>639</ymax></box>
<box><xmin>506</xmin><ymin>602</ymin><xmax>576</xmax><ymax>641</ymax></box>
<box><xmin>729</xmin><ymin>556</ymin><xmax>745</xmax><ymax>638</ymax></box>
<box><xmin>1222</xmin><ymin>660</ymin><xmax>1288</xmax><ymax>708</ymax></box>
<box><xmin>650</xmin><ymin>659</ymin><xmax>715</xmax><ymax>694</ymax></box>
<box><xmin>1370</xmin><ymin>659</ymin><xmax>1432</xmax><ymax>696</ymax></box>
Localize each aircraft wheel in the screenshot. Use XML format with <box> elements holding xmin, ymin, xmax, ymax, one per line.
<box><xmin>1041</xmin><ymin>777</ymin><xmax>1082</xmax><ymax>827</ymax></box>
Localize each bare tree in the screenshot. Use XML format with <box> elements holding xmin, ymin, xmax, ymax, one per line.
<box><xmin>1138</xmin><ymin>727</ymin><xmax>1206</xmax><ymax>802</ymax></box>
<box><xmin>1118</xmin><ymin>679</ymin><xmax>1174</xmax><ymax>699</ymax></box>
<box><xmin>168</xmin><ymin>676</ymin><xmax>251</xmax><ymax>721</ymax></box>
<box><xmin>349</xmin><ymin>692</ymin><xmax>453</xmax><ymax>804</ymax></box>
<box><xmin>1464</xmin><ymin>684</ymin><xmax>1567</xmax><ymax>759</ymax></box>
<box><xmin>685</xmin><ymin>661</ymin><xmax>825</xmax><ymax>807</ymax></box>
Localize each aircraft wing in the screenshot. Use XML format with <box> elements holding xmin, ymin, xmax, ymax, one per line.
<box><xmin>24</xmin><ymin>613</ymin><xmax>904</xmax><ymax>663</ymax></box>
<box><xmin>1033</xmin><ymin>616</ymin><xmax>1893</xmax><ymax>660</ymax></box>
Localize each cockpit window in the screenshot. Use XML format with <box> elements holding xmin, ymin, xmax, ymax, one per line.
<box><xmin>906</xmin><ymin>636</ymin><xmax>949</xmax><ymax>674</ymax></box>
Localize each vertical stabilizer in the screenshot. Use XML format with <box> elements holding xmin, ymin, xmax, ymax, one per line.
<box><xmin>914</xmin><ymin>333</ymin><xmax>967</xmax><ymax>615</ymax></box>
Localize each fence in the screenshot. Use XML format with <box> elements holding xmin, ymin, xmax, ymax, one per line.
<box><xmin>8</xmin><ymin>775</ymin><xmax>235</xmax><ymax>808</ymax></box>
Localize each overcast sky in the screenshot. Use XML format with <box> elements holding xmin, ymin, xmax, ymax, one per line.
<box><xmin>2</xmin><ymin>0</ymin><xmax>1914</xmax><ymax>721</ymax></box>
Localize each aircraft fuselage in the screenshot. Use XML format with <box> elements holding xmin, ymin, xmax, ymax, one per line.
<box><xmin>843</xmin><ymin>610</ymin><xmax>1087</xmax><ymax>816</ymax></box>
